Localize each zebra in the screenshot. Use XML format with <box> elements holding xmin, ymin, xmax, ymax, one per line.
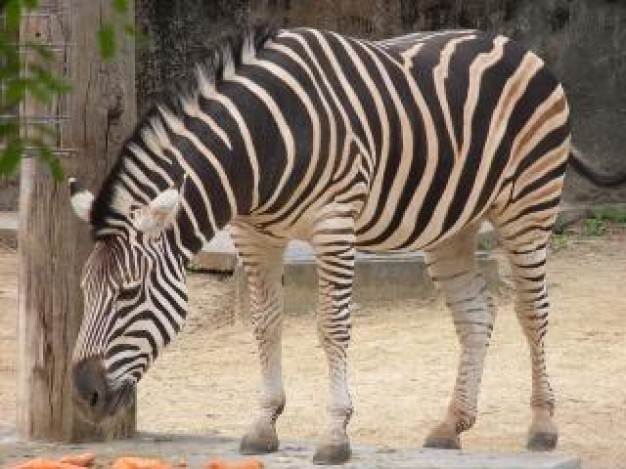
<box><xmin>68</xmin><ymin>26</ymin><xmax>625</xmax><ymax>464</ymax></box>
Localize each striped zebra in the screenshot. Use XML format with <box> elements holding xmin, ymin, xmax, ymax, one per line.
<box><xmin>69</xmin><ymin>26</ymin><xmax>624</xmax><ymax>464</ymax></box>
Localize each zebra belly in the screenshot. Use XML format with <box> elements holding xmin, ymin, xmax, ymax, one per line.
<box><xmin>353</xmin><ymin>190</ymin><xmax>492</xmax><ymax>253</ymax></box>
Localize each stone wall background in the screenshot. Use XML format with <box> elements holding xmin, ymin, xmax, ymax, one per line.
<box><xmin>2</xmin><ymin>0</ymin><xmax>623</xmax><ymax>209</ymax></box>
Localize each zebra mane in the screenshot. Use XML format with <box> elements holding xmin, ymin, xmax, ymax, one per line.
<box><xmin>163</xmin><ymin>23</ymin><xmax>278</xmax><ymax>116</ymax></box>
<box><xmin>89</xmin><ymin>23</ymin><xmax>277</xmax><ymax>237</ymax></box>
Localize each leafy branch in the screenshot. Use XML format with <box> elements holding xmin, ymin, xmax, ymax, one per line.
<box><xmin>0</xmin><ymin>0</ymin><xmax>136</xmax><ymax>179</ymax></box>
<box><xmin>97</xmin><ymin>0</ymin><xmax>139</xmax><ymax>61</ymax></box>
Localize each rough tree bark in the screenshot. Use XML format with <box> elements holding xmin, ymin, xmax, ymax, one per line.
<box><xmin>17</xmin><ymin>0</ymin><xmax>136</xmax><ymax>442</ymax></box>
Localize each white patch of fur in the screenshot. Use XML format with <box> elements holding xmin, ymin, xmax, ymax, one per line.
<box><xmin>241</xmin><ymin>33</ymin><xmax>256</xmax><ymax>65</ymax></box>
<box><xmin>180</xmin><ymin>91</ymin><xmax>200</xmax><ymax>117</ymax></box>
<box><xmin>70</xmin><ymin>189</ymin><xmax>95</xmax><ymax>223</ymax></box>
<box><xmin>195</xmin><ymin>64</ymin><xmax>215</xmax><ymax>98</ymax></box>
<box><xmin>221</xmin><ymin>46</ymin><xmax>236</xmax><ymax>80</ymax></box>
<box><xmin>133</xmin><ymin>187</ymin><xmax>182</xmax><ymax>234</ymax></box>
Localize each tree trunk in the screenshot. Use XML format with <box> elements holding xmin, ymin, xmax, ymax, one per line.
<box><xmin>17</xmin><ymin>0</ymin><xmax>136</xmax><ymax>442</ymax></box>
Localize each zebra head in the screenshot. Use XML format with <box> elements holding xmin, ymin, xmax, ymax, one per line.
<box><xmin>68</xmin><ymin>178</ymin><xmax>189</xmax><ymax>423</ymax></box>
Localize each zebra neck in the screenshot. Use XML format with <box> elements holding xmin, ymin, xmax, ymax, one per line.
<box><xmin>153</xmin><ymin>104</ymin><xmax>254</xmax><ymax>261</ymax></box>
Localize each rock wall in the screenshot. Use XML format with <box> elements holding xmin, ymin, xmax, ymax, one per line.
<box><xmin>123</xmin><ymin>0</ymin><xmax>626</xmax><ymax>204</ymax></box>
<box><xmin>135</xmin><ymin>0</ymin><xmax>250</xmax><ymax>116</ymax></box>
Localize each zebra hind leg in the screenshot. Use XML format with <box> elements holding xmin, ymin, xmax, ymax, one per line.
<box><xmin>423</xmin><ymin>222</ymin><xmax>496</xmax><ymax>449</ymax></box>
<box><xmin>230</xmin><ymin>223</ymin><xmax>287</xmax><ymax>455</ymax></box>
<box><xmin>491</xmin><ymin>213</ymin><xmax>559</xmax><ymax>451</ymax></box>
<box><xmin>310</xmin><ymin>214</ymin><xmax>357</xmax><ymax>465</ymax></box>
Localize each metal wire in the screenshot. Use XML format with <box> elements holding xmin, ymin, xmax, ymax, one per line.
<box><xmin>6</xmin><ymin>4</ymin><xmax>74</xmax><ymax>157</ymax></box>
<box><xmin>0</xmin><ymin>115</ymin><xmax>70</xmax><ymax>123</ymax></box>
<box><xmin>0</xmin><ymin>145</ymin><xmax>78</xmax><ymax>156</ymax></box>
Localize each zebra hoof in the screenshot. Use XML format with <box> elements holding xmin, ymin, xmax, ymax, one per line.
<box><xmin>527</xmin><ymin>432</ymin><xmax>558</xmax><ymax>452</ymax></box>
<box><xmin>312</xmin><ymin>442</ymin><xmax>352</xmax><ymax>465</ymax></box>
<box><xmin>424</xmin><ymin>423</ymin><xmax>461</xmax><ymax>450</ymax></box>
<box><xmin>527</xmin><ymin>411</ymin><xmax>558</xmax><ymax>451</ymax></box>
<box><xmin>239</xmin><ymin>422</ymin><xmax>279</xmax><ymax>455</ymax></box>
<box><xmin>423</xmin><ymin>436</ymin><xmax>461</xmax><ymax>450</ymax></box>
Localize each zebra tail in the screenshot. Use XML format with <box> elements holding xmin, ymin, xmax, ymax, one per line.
<box><xmin>569</xmin><ymin>146</ymin><xmax>626</xmax><ymax>187</ymax></box>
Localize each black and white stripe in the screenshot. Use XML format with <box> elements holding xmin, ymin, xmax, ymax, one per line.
<box><xmin>70</xmin><ymin>26</ymin><xmax>622</xmax><ymax>460</ymax></box>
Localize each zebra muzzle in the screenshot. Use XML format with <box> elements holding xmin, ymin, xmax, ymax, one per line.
<box><xmin>71</xmin><ymin>357</ymin><xmax>133</xmax><ymax>423</ymax></box>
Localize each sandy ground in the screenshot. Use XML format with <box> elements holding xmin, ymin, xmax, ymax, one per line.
<box><xmin>1</xmin><ymin>228</ymin><xmax>625</xmax><ymax>468</ymax></box>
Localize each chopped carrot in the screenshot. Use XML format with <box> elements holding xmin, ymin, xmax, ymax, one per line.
<box><xmin>239</xmin><ymin>460</ymin><xmax>264</xmax><ymax>469</ymax></box>
<box><xmin>111</xmin><ymin>456</ymin><xmax>171</xmax><ymax>469</ymax></box>
<box><xmin>59</xmin><ymin>453</ymin><xmax>95</xmax><ymax>467</ymax></box>
<box><xmin>204</xmin><ymin>458</ymin><xmax>264</xmax><ymax>469</ymax></box>
<box><xmin>11</xmin><ymin>459</ymin><xmax>84</xmax><ymax>469</ymax></box>
<box><xmin>236</xmin><ymin>460</ymin><xmax>264</xmax><ymax>469</ymax></box>
<box><xmin>205</xmin><ymin>461</ymin><xmax>225</xmax><ymax>469</ymax></box>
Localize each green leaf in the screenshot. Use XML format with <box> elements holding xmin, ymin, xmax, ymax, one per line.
<box><xmin>4</xmin><ymin>0</ymin><xmax>22</xmax><ymax>33</ymax></box>
<box><xmin>23</xmin><ymin>0</ymin><xmax>40</xmax><ymax>9</ymax></box>
<box><xmin>22</xmin><ymin>77</ymin><xmax>52</xmax><ymax>103</ymax></box>
<box><xmin>124</xmin><ymin>23</ymin><xmax>138</xmax><ymax>37</ymax></box>
<box><xmin>36</xmin><ymin>145</ymin><xmax>64</xmax><ymax>180</ymax></box>
<box><xmin>32</xmin><ymin>122</ymin><xmax>59</xmax><ymax>139</ymax></box>
<box><xmin>0</xmin><ymin>43</ymin><xmax>21</xmax><ymax>77</ymax></box>
<box><xmin>0</xmin><ymin>121</ymin><xmax>19</xmax><ymax>137</ymax></box>
<box><xmin>124</xmin><ymin>23</ymin><xmax>144</xmax><ymax>44</ymax></box>
<box><xmin>49</xmin><ymin>75</ymin><xmax>72</xmax><ymax>93</ymax></box>
<box><xmin>0</xmin><ymin>138</ymin><xmax>24</xmax><ymax>176</ymax></box>
<box><xmin>112</xmin><ymin>0</ymin><xmax>129</xmax><ymax>14</ymax></box>
<box><xmin>48</xmin><ymin>157</ymin><xmax>64</xmax><ymax>180</ymax></box>
<box><xmin>97</xmin><ymin>23</ymin><xmax>117</xmax><ymax>60</ymax></box>
<box><xmin>29</xmin><ymin>63</ymin><xmax>72</xmax><ymax>94</ymax></box>
<box><xmin>5</xmin><ymin>78</ymin><xmax>27</xmax><ymax>106</ymax></box>
<box><xmin>28</xmin><ymin>41</ymin><xmax>55</xmax><ymax>61</ymax></box>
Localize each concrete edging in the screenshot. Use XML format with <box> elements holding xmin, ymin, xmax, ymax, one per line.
<box><xmin>0</xmin><ymin>433</ymin><xmax>582</xmax><ymax>469</ymax></box>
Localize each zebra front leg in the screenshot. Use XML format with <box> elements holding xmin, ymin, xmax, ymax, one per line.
<box><xmin>311</xmin><ymin>216</ymin><xmax>356</xmax><ymax>465</ymax></box>
<box><xmin>231</xmin><ymin>224</ymin><xmax>287</xmax><ymax>455</ymax></box>
<box><xmin>423</xmin><ymin>224</ymin><xmax>496</xmax><ymax>449</ymax></box>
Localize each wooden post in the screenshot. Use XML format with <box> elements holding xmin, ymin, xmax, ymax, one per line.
<box><xmin>17</xmin><ymin>0</ymin><xmax>136</xmax><ymax>442</ymax></box>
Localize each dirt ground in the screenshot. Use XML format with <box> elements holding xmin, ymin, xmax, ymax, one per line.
<box><xmin>1</xmin><ymin>227</ymin><xmax>625</xmax><ymax>468</ymax></box>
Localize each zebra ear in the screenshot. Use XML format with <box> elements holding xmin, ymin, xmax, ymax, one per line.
<box><xmin>69</xmin><ymin>178</ymin><xmax>95</xmax><ymax>223</ymax></box>
<box><xmin>133</xmin><ymin>187</ymin><xmax>182</xmax><ymax>233</ymax></box>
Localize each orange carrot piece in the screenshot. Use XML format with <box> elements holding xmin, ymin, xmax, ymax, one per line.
<box><xmin>111</xmin><ymin>456</ymin><xmax>171</xmax><ymax>469</ymax></box>
<box><xmin>59</xmin><ymin>453</ymin><xmax>95</xmax><ymax>467</ymax></box>
<box><xmin>11</xmin><ymin>459</ymin><xmax>54</xmax><ymax>469</ymax></box>
<box><xmin>204</xmin><ymin>458</ymin><xmax>264</xmax><ymax>469</ymax></box>
<box><xmin>11</xmin><ymin>459</ymin><xmax>84</xmax><ymax>469</ymax></box>
<box><xmin>204</xmin><ymin>461</ymin><xmax>225</xmax><ymax>469</ymax></box>
<box><xmin>235</xmin><ymin>460</ymin><xmax>264</xmax><ymax>469</ymax></box>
